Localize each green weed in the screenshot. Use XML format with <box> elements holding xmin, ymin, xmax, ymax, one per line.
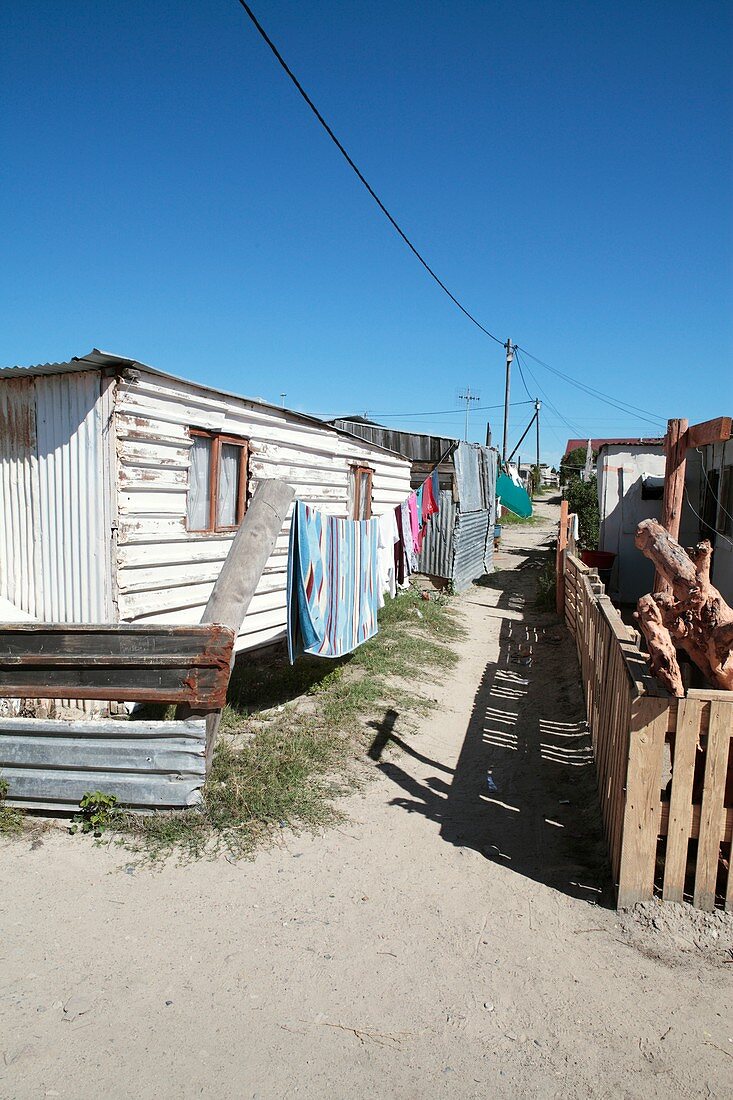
<box><xmin>0</xmin><ymin>778</ymin><xmax>23</xmax><ymax>837</ymax></box>
<box><xmin>122</xmin><ymin>585</ymin><xmax>463</xmax><ymax>861</ymax></box>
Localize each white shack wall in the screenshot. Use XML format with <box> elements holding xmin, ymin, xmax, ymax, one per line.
<box><xmin>598</xmin><ymin>445</ymin><xmax>665</xmax><ymax>603</ymax></box>
<box><xmin>113</xmin><ymin>369</ymin><xmax>410</xmax><ymax>651</ymax></box>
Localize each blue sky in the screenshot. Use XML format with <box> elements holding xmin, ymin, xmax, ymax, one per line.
<box><xmin>1</xmin><ymin>1</ymin><xmax>731</xmax><ymax>464</ymax></box>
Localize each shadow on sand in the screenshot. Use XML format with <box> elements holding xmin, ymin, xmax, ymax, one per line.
<box><xmin>369</xmin><ymin>555</ymin><xmax>614</xmax><ymax>908</ymax></box>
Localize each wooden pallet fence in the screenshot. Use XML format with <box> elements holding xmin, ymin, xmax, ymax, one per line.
<box><xmin>561</xmin><ymin>547</ymin><xmax>733</xmax><ymax>911</ymax></box>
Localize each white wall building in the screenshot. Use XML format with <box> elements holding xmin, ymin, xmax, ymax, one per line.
<box><xmin>0</xmin><ymin>350</ymin><xmax>411</xmax><ymax>653</ymax></box>
<box><xmin>596</xmin><ymin>441</ymin><xmax>701</xmax><ymax>604</ymax></box>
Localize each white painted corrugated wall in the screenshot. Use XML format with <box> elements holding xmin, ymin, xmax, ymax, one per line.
<box><xmin>114</xmin><ymin>369</ymin><xmax>411</xmax><ymax>651</ymax></box>
<box><xmin>35</xmin><ymin>373</ymin><xmax>111</xmax><ymax>622</ymax></box>
<box><xmin>0</xmin><ymin>378</ymin><xmax>41</xmax><ymax>616</ymax></box>
<box><xmin>0</xmin><ymin>371</ymin><xmax>111</xmax><ymax>623</ymax></box>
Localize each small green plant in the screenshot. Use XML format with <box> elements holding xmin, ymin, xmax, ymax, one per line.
<box><xmin>70</xmin><ymin>791</ymin><xmax>119</xmax><ymax>837</ymax></box>
<box><xmin>0</xmin><ymin>777</ymin><xmax>24</xmax><ymax>836</ymax></box>
<box><xmin>535</xmin><ymin>551</ymin><xmax>557</xmax><ymax>611</ymax></box>
<box><xmin>565</xmin><ymin>475</ymin><xmax>600</xmax><ymax>550</ymax></box>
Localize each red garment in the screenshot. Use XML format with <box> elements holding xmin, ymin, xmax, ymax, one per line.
<box><xmin>421</xmin><ymin>475</ymin><xmax>439</xmax><ymax>522</ymax></box>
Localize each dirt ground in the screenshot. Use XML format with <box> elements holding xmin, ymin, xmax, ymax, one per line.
<box><xmin>1</xmin><ymin>497</ymin><xmax>732</xmax><ymax>1099</ymax></box>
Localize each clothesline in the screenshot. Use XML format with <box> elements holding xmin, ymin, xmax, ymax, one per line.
<box><xmin>287</xmin><ymin>449</ymin><xmax>455</xmax><ymax>663</ymax></box>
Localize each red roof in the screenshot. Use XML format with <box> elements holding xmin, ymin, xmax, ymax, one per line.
<box><xmin>563</xmin><ymin>437</ymin><xmax>663</xmax><ymax>457</ymax></box>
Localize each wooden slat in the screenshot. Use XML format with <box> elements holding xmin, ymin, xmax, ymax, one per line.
<box><xmin>684</xmin><ymin>416</ymin><xmax>732</xmax><ymax>450</ymax></box>
<box><xmin>617</xmin><ymin>697</ymin><xmax>669</xmax><ymax>908</ymax></box>
<box><xmin>0</xmin><ymin>623</ymin><xmax>234</xmax><ymax>706</ymax></box>
<box><xmin>693</xmin><ymin>701</ymin><xmax>730</xmax><ymax>911</ymax></box>
<box><xmin>662</xmin><ymin>698</ymin><xmax>701</xmax><ymax>902</ymax></box>
<box><xmin>659</xmin><ymin>802</ymin><xmax>732</xmax><ymax>843</ymax></box>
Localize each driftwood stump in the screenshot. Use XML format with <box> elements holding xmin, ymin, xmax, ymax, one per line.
<box><xmin>634</xmin><ymin>519</ymin><xmax>733</xmax><ymax>695</ymax></box>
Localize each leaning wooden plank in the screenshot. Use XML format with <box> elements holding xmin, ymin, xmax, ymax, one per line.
<box><xmin>617</xmin><ymin>697</ymin><xmax>669</xmax><ymax>908</ymax></box>
<box><xmin>662</xmin><ymin>698</ymin><xmax>701</xmax><ymax>903</ymax></box>
<box><xmin>178</xmin><ymin>478</ymin><xmax>295</xmax><ymax>769</ymax></box>
<box><xmin>3</xmin><ymin>768</ymin><xmax>204</xmax><ymax>809</ymax></box>
<box><xmin>693</xmin><ymin>701</ymin><xmax>731</xmax><ymax>911</ymax></box>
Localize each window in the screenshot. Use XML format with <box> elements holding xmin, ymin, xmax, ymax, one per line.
<box><xmin>350</xmin><ymin>465</ymin><xmax>373</xmax><ymax>520</ymax></box>
<box><xmin>187</xmin><ymin>430</ymin><xmax>248</xmax><ymax>532</ymax></box>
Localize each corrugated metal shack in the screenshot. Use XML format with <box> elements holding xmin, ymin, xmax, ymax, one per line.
<box><xmin>0</xmin><ymin>351</ymin><xmax>412</xmax><ymax>673</ymax></box>
<box><xmin>331</xmin><ymin>419</ymin><xmax>497</xmax><ymax>591</ymax></box>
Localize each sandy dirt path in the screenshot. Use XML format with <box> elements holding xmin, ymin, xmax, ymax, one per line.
<box><xmin>1</xmin><ymin>498</ymin><xmax>731</xmax><ymax>1099</ymax></box>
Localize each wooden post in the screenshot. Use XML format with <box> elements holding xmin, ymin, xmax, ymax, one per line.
<box><xmin>656</xmin><ymin>418</ymin><xmax>688</xmax><ymax>593</ymax></box>
<box><xmin>178</xmin><ymin>478</ymin><xmax>295</xmax><ymax>769</ymax></box>
<box><xmin>502</xmin><ymin>338</ymin><xmax>513</xmax><ymax>462</ymax></box>
<box><xmin>556</xmin><ymin>499</ymin><xmax>569</xmax><ymax>616</ymax></box>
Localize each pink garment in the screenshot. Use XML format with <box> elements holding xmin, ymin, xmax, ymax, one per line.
<box><xmin>407</xmin><ymin>492</ymin><xmax>421</xmax><ymax>555</ymax></box>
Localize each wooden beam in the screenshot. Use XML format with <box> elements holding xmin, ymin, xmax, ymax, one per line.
<box><xmin>685</xmin><ymin>416</ymin><xmax>732</xmax><ymax>451</ymax></box>
<box><xmin>0</xmin><ymin>623</ymin><xmax>235</xmax><ymax>706</ymax></box>
<box><xmin>656</xmin><ymin>417</ymin><xmax>688</xmax><ymax>593</ymax></box>
<box><xmin>556</xmin><ymin>499</ymin><xmax>568</xmax><ymax>616</ymax></box>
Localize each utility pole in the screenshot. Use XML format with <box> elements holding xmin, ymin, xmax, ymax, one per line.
<box><xmin>535</xmin><ymin>398</ymin><xmax>541</xmax><ymax>477</ymax></box>
<box><xmin>458</xmin><ymin>386</ymin><xmax>480</xmax><ymax>441</ymax></box>
<box><xmin>502</xmin><ymin>338</ymin><xmax>514</xmax><ymax>463</ymax></box>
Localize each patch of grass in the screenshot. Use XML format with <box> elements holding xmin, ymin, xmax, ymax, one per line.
<box><xmin>535</xmin><ymin>551</ymin><xmax>557</xmax><ymax>612</ymax></box>
<box><xmin>0</xmin><ymin>778</ymin><xmax>24</xmax><ymax>837</ymax></box>
<box><xmin>122</xmin><ymin>585</ymin><xmax>464</xmax><ymax>861</ymax></box>
<box><xmin>499</xmin><ymin>511</ymin><xmax>542</xmax><ymax>526</ymax></box>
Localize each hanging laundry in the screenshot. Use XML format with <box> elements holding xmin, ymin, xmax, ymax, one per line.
<box><xmin>377</xmin><ymin>509</ymin><xmax>399</xmax><ymax>606</ymax></box>
<box><xmin>394</xmin><ymin>504</ymin><xmax>410</xmax><ymax>586</ymax></box>
<box><xmin>400</xmin><ymin>500</ymin><xmax>417</xmax><ymax>572</ymax></box>
<box><xmin>287</xmin><ymin>501</ymin><xmax>380</xmax><ymax>661</ymax></box>
<box><xmin>407</xmin><ymin>492</ymin><xmax>421</xmax><ymax>556</ymax></box>
<box><xmin>431</xmin><ymin>467</ymin><xmax>440</xmax><ymax>504</ymax></box>
<box><xmin>422</xmin><ymin>473</ymin><xmax>439</xmax><ymax>522</ymax></box>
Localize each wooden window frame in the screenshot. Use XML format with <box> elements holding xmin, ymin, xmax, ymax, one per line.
<box><xmin>187</xmin><ymin>429</ymin><xmax>249</xmax><ymax>534</ymax></box>
<box><xmin>351</xmin><ymin>464</ymin><xmax>374</xmax><ymax>520</ymax></box>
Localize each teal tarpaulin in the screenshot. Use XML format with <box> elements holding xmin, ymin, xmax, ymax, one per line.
<box><xmin>496</xmin><ymin>471</ymin><xmax>533</xmax><ymax>519</ymax></box>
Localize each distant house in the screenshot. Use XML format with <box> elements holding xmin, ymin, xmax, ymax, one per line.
<box><xmin>0</xmin><ymin>351</ymin><xmax>411</xmax><ymax>654</ymax></box>
<box><xmin>330</xmin><ymin>418</ymin><xmax>497</xmax><ymax>591</ymax></box>
<box><xmin>596</xmin><ymin>439</ymin><xmax>701</xmax><ymax>604</ymax></box>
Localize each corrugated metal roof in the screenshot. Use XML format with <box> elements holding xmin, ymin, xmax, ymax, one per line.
<box><xmin>0</xmin><ymin>350</ymin><xmax>411</xmax><ymax>462</ymax></box>
<box><xmin>564</xmin><ymin>436</ymin><xmax>663</xmax><ymax>456</ymax></box>
<box><xmin>331</xmin><ymin>419</ymin><xmax>457</xmax><ymax>464</ymax></box>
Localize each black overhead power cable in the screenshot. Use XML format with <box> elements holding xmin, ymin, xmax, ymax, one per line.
<box><xmin>236</xmin><ymin>2</ymin><xmax>668</xmax><ymax>429</ymax></box>
<box><xmin>515</xmin><ymin>352</ymin><xmax>534</xmax><ymax>401</ymax></box>
<box><xmin>235</xmin><ymin>1</ymin><xmax>504</xmax><ymax>346</ymax></box>
<box><xmin>516</xmin><ymin>345</ymin><xmax>664</xmax><ymax>427</ymax></box>
<box><xmin>514</xmin><ymin>349</ymin><xmax>583</xmax><ymax>437</ymax></box>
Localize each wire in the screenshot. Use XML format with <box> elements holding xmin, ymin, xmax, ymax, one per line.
<box><xmin>514</xmin><ymin>349</ymin><xmax>583</xmax><ymax>437</ymax></box>
<box><xmin>317</xmin><ymin>400</ymin><xmax>534</xmax><ymax>420</ymax></box>
<box><xmin>697</xmin><ymin>447</ymin><xmax>733</xmax><ymax>529</ymax></box>
<box><xmin>236</xmin><ymin>1</ymin><xmax>505</xmax><ymax>346</ymax></box>
<box><xmin>236</xmin><ymin>3</ymin><xmax>672</xmax><ymax>431</ymax></box>
<box><xmin>516</xmin><ymin>346</ymin><xmax>665</xmax><ymax>427</ymax></box>
<box><xmin>515</xmin><ymin>353</ymin><xmax>534</xmax><ymax>401</ymax></box>
<box><xmin>683</xmin><ymin>484</ymin><xmax>733</xmax><ymax>549</ymax></box>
